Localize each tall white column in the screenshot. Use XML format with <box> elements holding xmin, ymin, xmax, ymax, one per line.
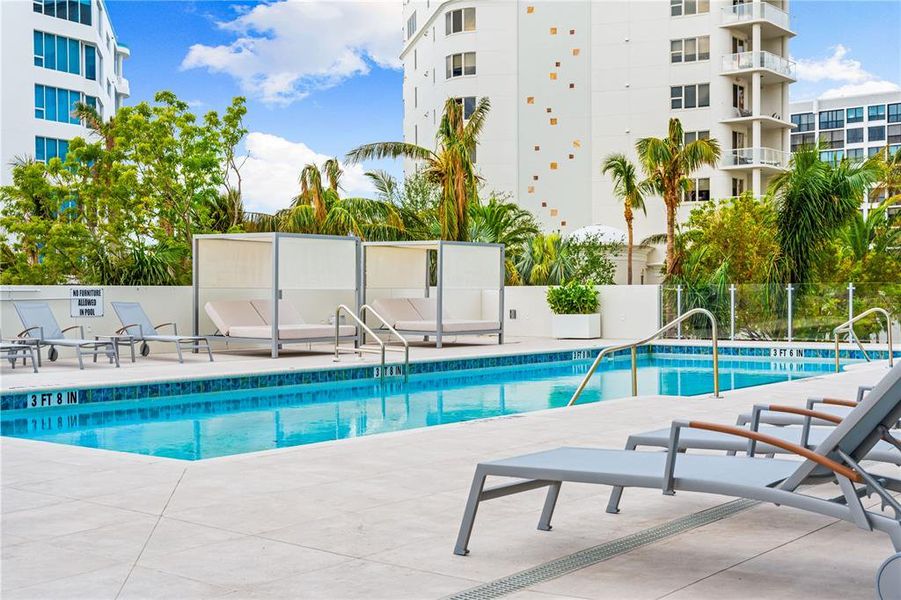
<box><xmin>751</xmin><ymin>23</ymin><xmax>762</xmax><ymax>195</ymax></box>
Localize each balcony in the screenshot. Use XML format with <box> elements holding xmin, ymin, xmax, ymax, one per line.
<box><xmin>720</xmin><ymin>107</ymin><xmax>794</xmax><ymax>130</ymax></box>
<box><xmin>115</xmin><ymin>75</ymin><xmax>130</xmax><ymax>97</ymax></box>
<box><xmin>721</xmin><ymin>51</ymin><xmax>796</xmax><ymax>83</ymax></box>
<box><xmin>721</xmin><ymin>147</ymin><xmax>790</xmax><ymax>173</ymax></box>
<box><xmin>721</xmin><ymin>1</ymin><xmax>794</xmax><ymax>38</ymax></box>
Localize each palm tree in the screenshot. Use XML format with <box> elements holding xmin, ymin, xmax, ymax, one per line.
<box><xmin>767</xmin><ymin>144</ymin><xmax>881</xmax><ymax>283</ymax></box>
<box><xmin>346</xmin><ymin>97</ymin><xmax>489</xmax><ymax>241</ymax></box>
<box><xmin>468</xmin><ymin>197</ymin><xmax>540</xmax><ymax>283</ymax></box>
<box><xmin>601</xmin><ymin>154</ymin><xmax>647</xmax><ymax>284</ymax></box>
<box><xmin>636</xmin><ymin>118</ymin><xmax>720</xmax><ymax>277</ymax></box>
<box><xmin>840</xmin><ymin>198</ymin><xmax>900</xmax><ymax>261</ymax></box>
<box><xmin>515</xmin><ymin>233</ymin><xmax>574</xmax><ymax>285</ymax></box>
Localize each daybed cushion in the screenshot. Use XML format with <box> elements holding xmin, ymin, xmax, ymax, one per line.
<box><xmin>370</xmin><ymin>298</ymin><xmax>422</xmax><ymax>326</ymax></box>
<box><xmin>250</xmin><ymin>299</ymin><xmax>305</xmax><ymax>325</ymax></box>
<box><xmin>205</xmin><ymin>300</ymin><xmax>265</xmax><ymax>336</ymax></box>
<box><xmin>408</xmin><ymin>297</ymin><xmax>437</xmax><ymax>320</ymax></box>
<box><xmin>227</xmin><ymin>324</ymin><xmax>356</xmax><ymax>340</ymax></box>
<box><xmin>394</xmin><ymin>320</ymin><xmax>500</xmax><ymax>333</ymax></box>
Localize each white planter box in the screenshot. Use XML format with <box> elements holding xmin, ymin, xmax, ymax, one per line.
<box><xmin>552</xmin><ymin>313</ymin><xmax>601</xmax><ymax>339</ymax></box>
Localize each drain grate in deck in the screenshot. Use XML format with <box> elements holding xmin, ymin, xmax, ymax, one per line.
<box><xmin>448</xmin><ymin>498</ymin><xmax>760</xmax><ymax>600</ymax></box>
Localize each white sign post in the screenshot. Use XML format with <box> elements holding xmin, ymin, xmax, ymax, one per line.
<box><xmin>69</xmin><ymin>287</ymin><xmax>104</xmax><ymax>317</ymax></box>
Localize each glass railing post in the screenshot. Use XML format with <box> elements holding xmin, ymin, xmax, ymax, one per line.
<box><xmin>787</xmin><ymin>284</ymin><xmax>793</xmax><ymax>341</ymax></box>
<box><xmin>676</xmin><ymin>285</ymin><xmax>683</xmax><ymax>339</ymax></box>
<box><xmin>848</xmin><ymin>282</ymin><xmax>855</xmax><ymax>322</ymax></box>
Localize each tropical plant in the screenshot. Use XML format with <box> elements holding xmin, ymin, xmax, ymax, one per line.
<box><xmin>767</xmin><ymin>144</ymin><xmax>881</xmax><ymax>284</ymax></box>
<box><xmin>568</xmin><ymin>234</ymin><xmax>618</xmax><ymax>286</ymax></box>
<box><xmin>468</xmin><ymin>195</ymin><xmax>540</xmax><ymax>284</ymax></box>
<box><xmin>346</xmin><ymin>97</ymin><xmax>489</xmax><ymax>241</ymax></box>
<box><xmin>636</xmin><ymin>118</ymin><xmax>721</xmax><ymax>276</ymax></box>
<box><xmin>601</xmin><ymin>153</ymin><xmax>646</xmax><ymax>284</ymax></box>
<box><xmin>515</xmin><ymin>233</ymin><xmax>574</xmax><ymax>285</ymax></box>
<box><xmin>546</xmin><ymin>280</ymin><xmax>599</xmax><ymax>315</ymax></box>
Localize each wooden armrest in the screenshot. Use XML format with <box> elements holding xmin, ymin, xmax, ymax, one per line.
<box><xmin>17</xmin><ymin>326</ymin><xmax>42</xmax><ymax>338</ymax></box>
<box><xmin>60</xmin><ymin>325</ymin><xmax>81</xmax><ymax>334</ymax></box>
<box><xmin>688</xmin><ymin>421</ymin><xmax>861</xmax><ymax>483</ymax></box>
<box><xmin>820</xmin><ymin>398</ymin><xmax>858</xmax><ymax>408</ymax></box>
<box><xmin>765</xmin><ymin>405</ymin><xmax>843</xmax><ymax>425</ymax></box>
<box><xmin>155</xmin><ymin>322</ymin><xmax>177</xmax><ymax>333</ymax></box>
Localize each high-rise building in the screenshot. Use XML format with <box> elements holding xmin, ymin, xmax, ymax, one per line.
<box><xmin>0</xmin><ymin>0</ymin><xmax>130</xmax><ymax>185</ymax></box>
<box><xmin>401</xmin><ymin>0</ymin><xmax>794</xmax><ymax>273</ymax></box>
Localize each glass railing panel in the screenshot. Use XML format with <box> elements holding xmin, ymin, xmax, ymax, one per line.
<box><xmin>792</xmin><ymin>283</ymin><xmax>849</xmax><ymax>341</ymax></box>
<box><xmin>721</xmin><ymin>1</ymin><xmax>789</xmax><ymax>30</ymax></box>
<box><xmin>851</xmin><ymin>282</ymin><xmax>901</xmax><ymax>344</ymax></box>
<box><xmin>733</xmin><ymin>283</ymin><xmax>788</xmax><ymax>340</ymax></box>
<box><xmin>721</xmin><ymin>51</ymin><xmax>796</xmax><ymax>79</ymax></box>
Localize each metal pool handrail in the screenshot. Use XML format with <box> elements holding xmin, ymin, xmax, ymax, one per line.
<box><xmin>333</xmin><ymin>304</ymin><xmax>409</xmax><ymax>382</ymax></box>
<box><xmin>832</xmin><ymin>307</ymin><xmax>893</xmax><ymax>373</ymax></box>
<box><xmin>568</xmin><ymin>308</ymin><xmax>720</xmax><ymax>406</ymax></box>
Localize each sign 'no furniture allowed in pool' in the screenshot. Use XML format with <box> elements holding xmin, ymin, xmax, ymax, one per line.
<box><xmin>69</xmin><ymin>287</ymin><xmax>103</xmax><ymax>317</ymax></box>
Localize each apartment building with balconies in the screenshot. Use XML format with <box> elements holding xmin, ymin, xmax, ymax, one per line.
<box><xmin>401</xmin><ymin>0</ymin><xmax>794</xmax><ymax>277</ymax></box>
<box><xmin>0</xmin><ymin>0</ymin><xmax>130</xmax><ymax>185</ymax></box>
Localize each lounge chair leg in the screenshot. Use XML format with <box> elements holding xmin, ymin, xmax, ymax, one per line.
<box><xmin>76</xmin><ymin>348</ymin><xmax>84</xmax><ymax>370</ymax></box>
<box><xmin>454</xmin><ymin>470</ymin><xmax>487</xmax><ymax>556</ymax></box>
<box><xmin>112</xmin><ymin>345</ymin><xmax>120</xmax><ymax>367</ymax></box>
<box><xmin>538</xmin><ymin>481</ymin><xmax>561</xmax><ymax>531</ymax></box>
<box><xmin>175</xmin><ymin>343</ymin><xmax>184</xmax><ymax>364</ymax></box>
<box><xmin>606</xmin><ymin>486</ymin><xmax>624</xmax><ymax>514</ymax></box>
<box><xmin>204</xmin><ymin>341</ymin><xmax>214</xmax><ymax>362</ymax></box>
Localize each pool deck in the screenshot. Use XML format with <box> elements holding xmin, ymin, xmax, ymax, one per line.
<box><xmin>2</xmin><ymin>356</ymin><xmax>897</xmax><ymax>599</ymax></box>
<box><xmin>1</xmin><ymin>335</ymin><xmax>890</xmax><ymax>393</ymax></box>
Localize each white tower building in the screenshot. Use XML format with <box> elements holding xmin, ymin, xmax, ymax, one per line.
<box><xmin>0</xmin><ymin>0</ymin><xmax>130</xmax><ymax>185</ymax></box>
<box><xmin>401</xmin><ymin>0</ymin><xmax>794</xmax><ymax>276</ymax></box>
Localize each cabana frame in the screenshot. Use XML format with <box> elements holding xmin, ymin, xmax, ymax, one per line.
<box><xmin>362</xmin><ymin>240</ymin><xmax>504</xmax><ymax>348</ymax></box>
<box><xmin>192</xmin><ymin>232</ymin><xmax>362</xmax><ymax>358</ymax></box>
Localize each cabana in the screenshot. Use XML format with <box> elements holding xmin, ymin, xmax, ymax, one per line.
<box><xmin>363</xmin><ymin>241</ymin><xmax>504</xmax><ymax>348</ymax></box>
<box><xmin>192</xmin><ymin>233</ymin><xmax>361</xmax><ymax>358</ymax></box>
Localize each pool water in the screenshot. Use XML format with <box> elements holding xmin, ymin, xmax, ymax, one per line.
<box><xmin>1</xmin><ymin>355</ymin><xmax>842</xmax><ymax>460</ymax></box>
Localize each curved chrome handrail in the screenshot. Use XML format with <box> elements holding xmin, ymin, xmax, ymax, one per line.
<box><xmin>333</xmin><ymin>304</ymin><xmax>409</xmax><ymax>382</ymax></box>
<box><xmin>832</xmin><ymin>307</ymin><xmax>894</xmax><ymax>372</ymax></box>
<box><xmin>360</xmin><ymin>304</ymin><xmax>409</xmax><ymax>380</ymax></box>
<box><xmin>568</xmin><ymin>308</ymin><xmax>720</xmax><ymax>406</ymax></box>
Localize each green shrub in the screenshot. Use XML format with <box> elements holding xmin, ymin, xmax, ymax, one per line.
<box><xmin>546</xmin><ymin>281</ymin><xmax>599</xmax><ymax>314</ymax></box>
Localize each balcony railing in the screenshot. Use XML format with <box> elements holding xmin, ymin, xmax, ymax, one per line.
<box><xmin>721</xmin><ymin>1</ymin><xmax>790</xmax><ymax>30</ymax></box>
<box><xmin>722</xmin><ymin>147</ymin><xmax>790</xmax><ymax>169</ymax></box>
<box><xmin>722</xmin><ymin>51</ymin><xmax>796</xmax><ymax>80</ymax></box>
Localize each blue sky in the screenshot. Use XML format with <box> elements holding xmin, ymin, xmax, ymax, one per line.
<box><xmin>106</xmin><ymin>0</ymin><xmax>901</xmax><ymax>211</ymax></box>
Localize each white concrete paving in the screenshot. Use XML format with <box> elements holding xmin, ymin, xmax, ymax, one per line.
<box><xmin>1</xmin><ymin>360</ymin><xmax>897</xmax><ymax>599</ymax></box>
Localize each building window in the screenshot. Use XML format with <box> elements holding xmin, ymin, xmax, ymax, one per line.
<box><xmin>33</xmin><ymin>0</ymin><xmax>91</xmax><ymax>26</ymax></box>
<box><xmin>819</xmin><ymin>150</ymin><xmax>844</xmax><ymax>164</ymax></box>
<box><xmin>819</xmin><ymin>130</ymin><xmax>844</xmax><ymax>149</ymax></box>
<box><xmin>33</xmin><ymin>31</ymin><xmax>82</xmax><ymax>75</ymax></box>
<box><xmin>406</xmin><ymin>11</ymin><xmax>417</xmax><ymax>39</ymax></box>
<box><xmin>445</xmin><ymin>7</ymin><xmax>475</xmax><ymax>35</ymax></box>
<box><xmin>454</xmin><ymin>96</ymin><xmax>477</xmax><ymax>119</ymax></box>
<box><xmin>670</xmin><ymin>0</ymin><xmax>709</xmax><ymax>16</ymax></box>
<box><xmin>868</xmin><ymin>104</ymin><xmax>886</xmax><ymax>121</ymax></box>
<box><xmin>445</xmin><ymin>52</ymin><xmax>476</xmax><ymax>78</ymax></box>
<box><xmin>35</xmin><ymin>84</ymin><xmax>82</xmax><ymax>124</ymax></box>
<box><xmin>670</xmin><ymin>36</ymin><xmax>709</xmax><ymax>63</ymax></box>
<box><xmin>846</xmin><ymin>107</ymin><xmax>864</xmax><ymax>123</ymax></box>
<box><xmin>731</xmin><ymin>178</ymin><xmax>745</xmax><ymax>196</ymax></box>
<box><xmin>35</xmin><ymin>136</ymin><xmax>70</xmax><ymax>162</ymax></box>
<box><xmin>791</xmin><ymin>133</ymin><xmax>816</xmax><ymax>151</ymax></box>
<box><xmin>791</xmin><ymin>112</ymin><xmax>814</xmax><ymax>132</ymax></box>
<box><xmin>818</xmin><ymin>110</ymin><xmax>843</xmax><ymax>130</ymax></box>
<box><xmin>869</xmin><ymin>125</ymin><xmax>886</xmax><ymax>142</ymax></box>
<box><xmin>683</xmin><ymin>178</ymin><xmax>710</xmax><ymax>202</ymax></box>
<box><xmin>868</xmin><ymin>147</ymin><xmax>882</xmax><ymax>158</ymax></box>
<box><xmin>684</xmin><ymin>130</ymin><xmax>710</xmax><ymax>143</ymax></box>
<box><xmin>888</xmin><ymin>124</ymin><xmax>901</xmax><ymax>145</ymax></box>
<box><xmin>84</xmin><ymin>44</ymin><xmax>97</xmax><ymax>80</ymax></box>
<box><xmin>888</xmin><ymin>103</ymin><xmax>901</xmax><ymax>123</ymax></box>
<box><xmin>846</xmin><ymin>148</ymin><xmax>865</xmax><ymax>162</ymax></box>
<box><xmin>671</xmin><ymin>83</ymin><xmax>709</xmax><ymax>109</ymax></box>
<box><xmin>846</xmin><ymin>128</ymin><xmax>864</xmax><ymax>144</ymax></box>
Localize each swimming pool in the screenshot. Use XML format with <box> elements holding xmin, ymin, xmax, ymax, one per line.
<box><xmin>1</xmin><ymin>352</ymin><xmax>847</xmax><ymax>460</ymax></box>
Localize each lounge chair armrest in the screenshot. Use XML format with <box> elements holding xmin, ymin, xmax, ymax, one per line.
<box><xmin>749</xmin><ymin>404</ymin><xmax>843</xmax><ymax>454</ymax></box>
<box><xmin>60</xmin><ymin>325</ymin><xmax>85</xmax><ymax>339</ymax></box>
<box><xmin>806</xmin><ymin>397</ymin><xmax>857</xmax><ymax>409</ymax></box>
<box><xmin>117</xmin><ymin>324</ymin><xmax>145</xmax><ymax>337</ymax></box>
<box><xmin>154</xmin><ymin>322</ymin><xmax>177</xmax><ymax>334</ymax></box>
<box><xmin>685</xmin><ymin>421</ymin><xmax>862</xmax><ymax>483</ymax></box>
<box><xmin>856</xmin><ymin>385</ymin><xmax>874</xmax><ymax>403</ymax></box>
<box><xmin>17</xmin><ymin>326</ymin><xmax>44</xmax><ymax>340</ymax></box>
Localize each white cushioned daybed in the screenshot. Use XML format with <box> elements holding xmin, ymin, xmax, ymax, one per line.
<box><xmin>369</xmin><ymin>297</ymin><xmax>500</xmax><ymax>335</ymax></box>
<box><xmin>205</xmin><ymin>299</ymin><xmax>356</xmax><ymax>341</ymax></box>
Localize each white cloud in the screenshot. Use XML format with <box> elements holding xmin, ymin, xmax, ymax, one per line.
<box><xmin>236</xmin><ymin>132</ymin><xmax>374</xmax><ymax>213</ymax></box>
<box><xmin>182</xmin><ymin>0</ymin><xmax>402</xmax><ymax>105</ymax></box>
<box><xmin>794</xmin><ymin>44</ymin><xmax>900</xmax><ymax>99</ymax></box>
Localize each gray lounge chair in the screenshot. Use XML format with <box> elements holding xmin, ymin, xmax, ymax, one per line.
<box><xmin>1</xmin><ymin>340</ymin><xmax>38</xmax><ymax>373</ymax></box>
<box><xmin>454</xmin><ymin>364</ymin><xmax>901</xmax><ymax>593</ymax></box>
<box><xmin>13</xmin><ymin>302</ymin><xmax>119</xmax><ymax>370</ymax></box>
<box><xmin>734</xmin><ymin>385</ymin><xmax>874</xmax><ymax>426</ymax></box>
<box><xmin>112</xmin><ymin>302</ymin><xmax>213</xmax><ymax>363</ymax></box>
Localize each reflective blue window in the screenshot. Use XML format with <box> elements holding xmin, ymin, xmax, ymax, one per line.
<box><xmin>34</xmin><ymin>84</ymin><xmax>82</xmax><ymax>124</ymax></box>
<box><xmin>45</xmin><ymin>33</ymin><xmax>56</xmax><ymax>69</ymax></box>
<box><xmin>68</xmin><ymin>90</ymin><xmax>80</xmax><ymax>124</ymax></box>
<box><xmin>56</xmin><ymin>35</ymin><xmax>67</xmax><ymax>71</ymax></box>
<box><xmin>58</xmin><ymin>140</ymin><xmax>69</xmax><ymax>159</ymax></box>
<box><xmin>68</xmin><ymin>38</ymin><xmax>80</xmax><ymax>74</ymax></box>
<box><xmin>79</xmin><ymin>0</ymin><xmax>91</xmax><ymax>25</ymax></box>
<box><xmin>33</xmin><ymin>0</ymin><xmax>91</xmax><ymax>26</ymax></box>
<box><xmin>34</xmin><ymin>31</ymin><xmax>44</xmax><ymax>66</ymax></box>
<box><xmin>84</xmin><ymin>44</ymin><xmax>96</xmax><ymax>80</ymax></box>
<box><xmin>35</xmin><ymin>137</ymin><xmax>71</xmax><ymax>162</ymax></box>
<box><xmin>35</xmin><ymin>137</ymin><xmax>46</xmax><ymax>162</ymax></box>
<box><xmin>35</xmin><ymin>85</ymin><xmax>45</xmax><ymax>119</ymax></box>
<box><xmin>46</xmin><ymin>86</ymin><xmax>57</xmax><ymax>121</ymax></box>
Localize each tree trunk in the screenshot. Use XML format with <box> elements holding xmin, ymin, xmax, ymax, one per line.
<box><xmin>625</xmin><ymin>204</ymin><xmax>634</xmax><ymax>285</ymax></box>
<box><xmin>665</xmin><ymin>192</ymin><xmax>676</xmax><ymax>276</ymax></box>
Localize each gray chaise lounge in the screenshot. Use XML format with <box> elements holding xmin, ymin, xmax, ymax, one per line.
<box><xmin>112</xmin><ymin>302</ymin><xmax>213</xmax><ymax>363</ymax></box>
<box><xmin>13</xmin><ymin>302</ymin><xmax>119</xmax><ymax>369</ymax></box>
<box><xmin>454</xmin><ymin>364</ymin><xmax>901</xmax><ymax>592</ymax></box>
<box><xmin>1</xmin><ymin>340</ymin><xmax>38</xmax><ymax>373</ymax></box>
